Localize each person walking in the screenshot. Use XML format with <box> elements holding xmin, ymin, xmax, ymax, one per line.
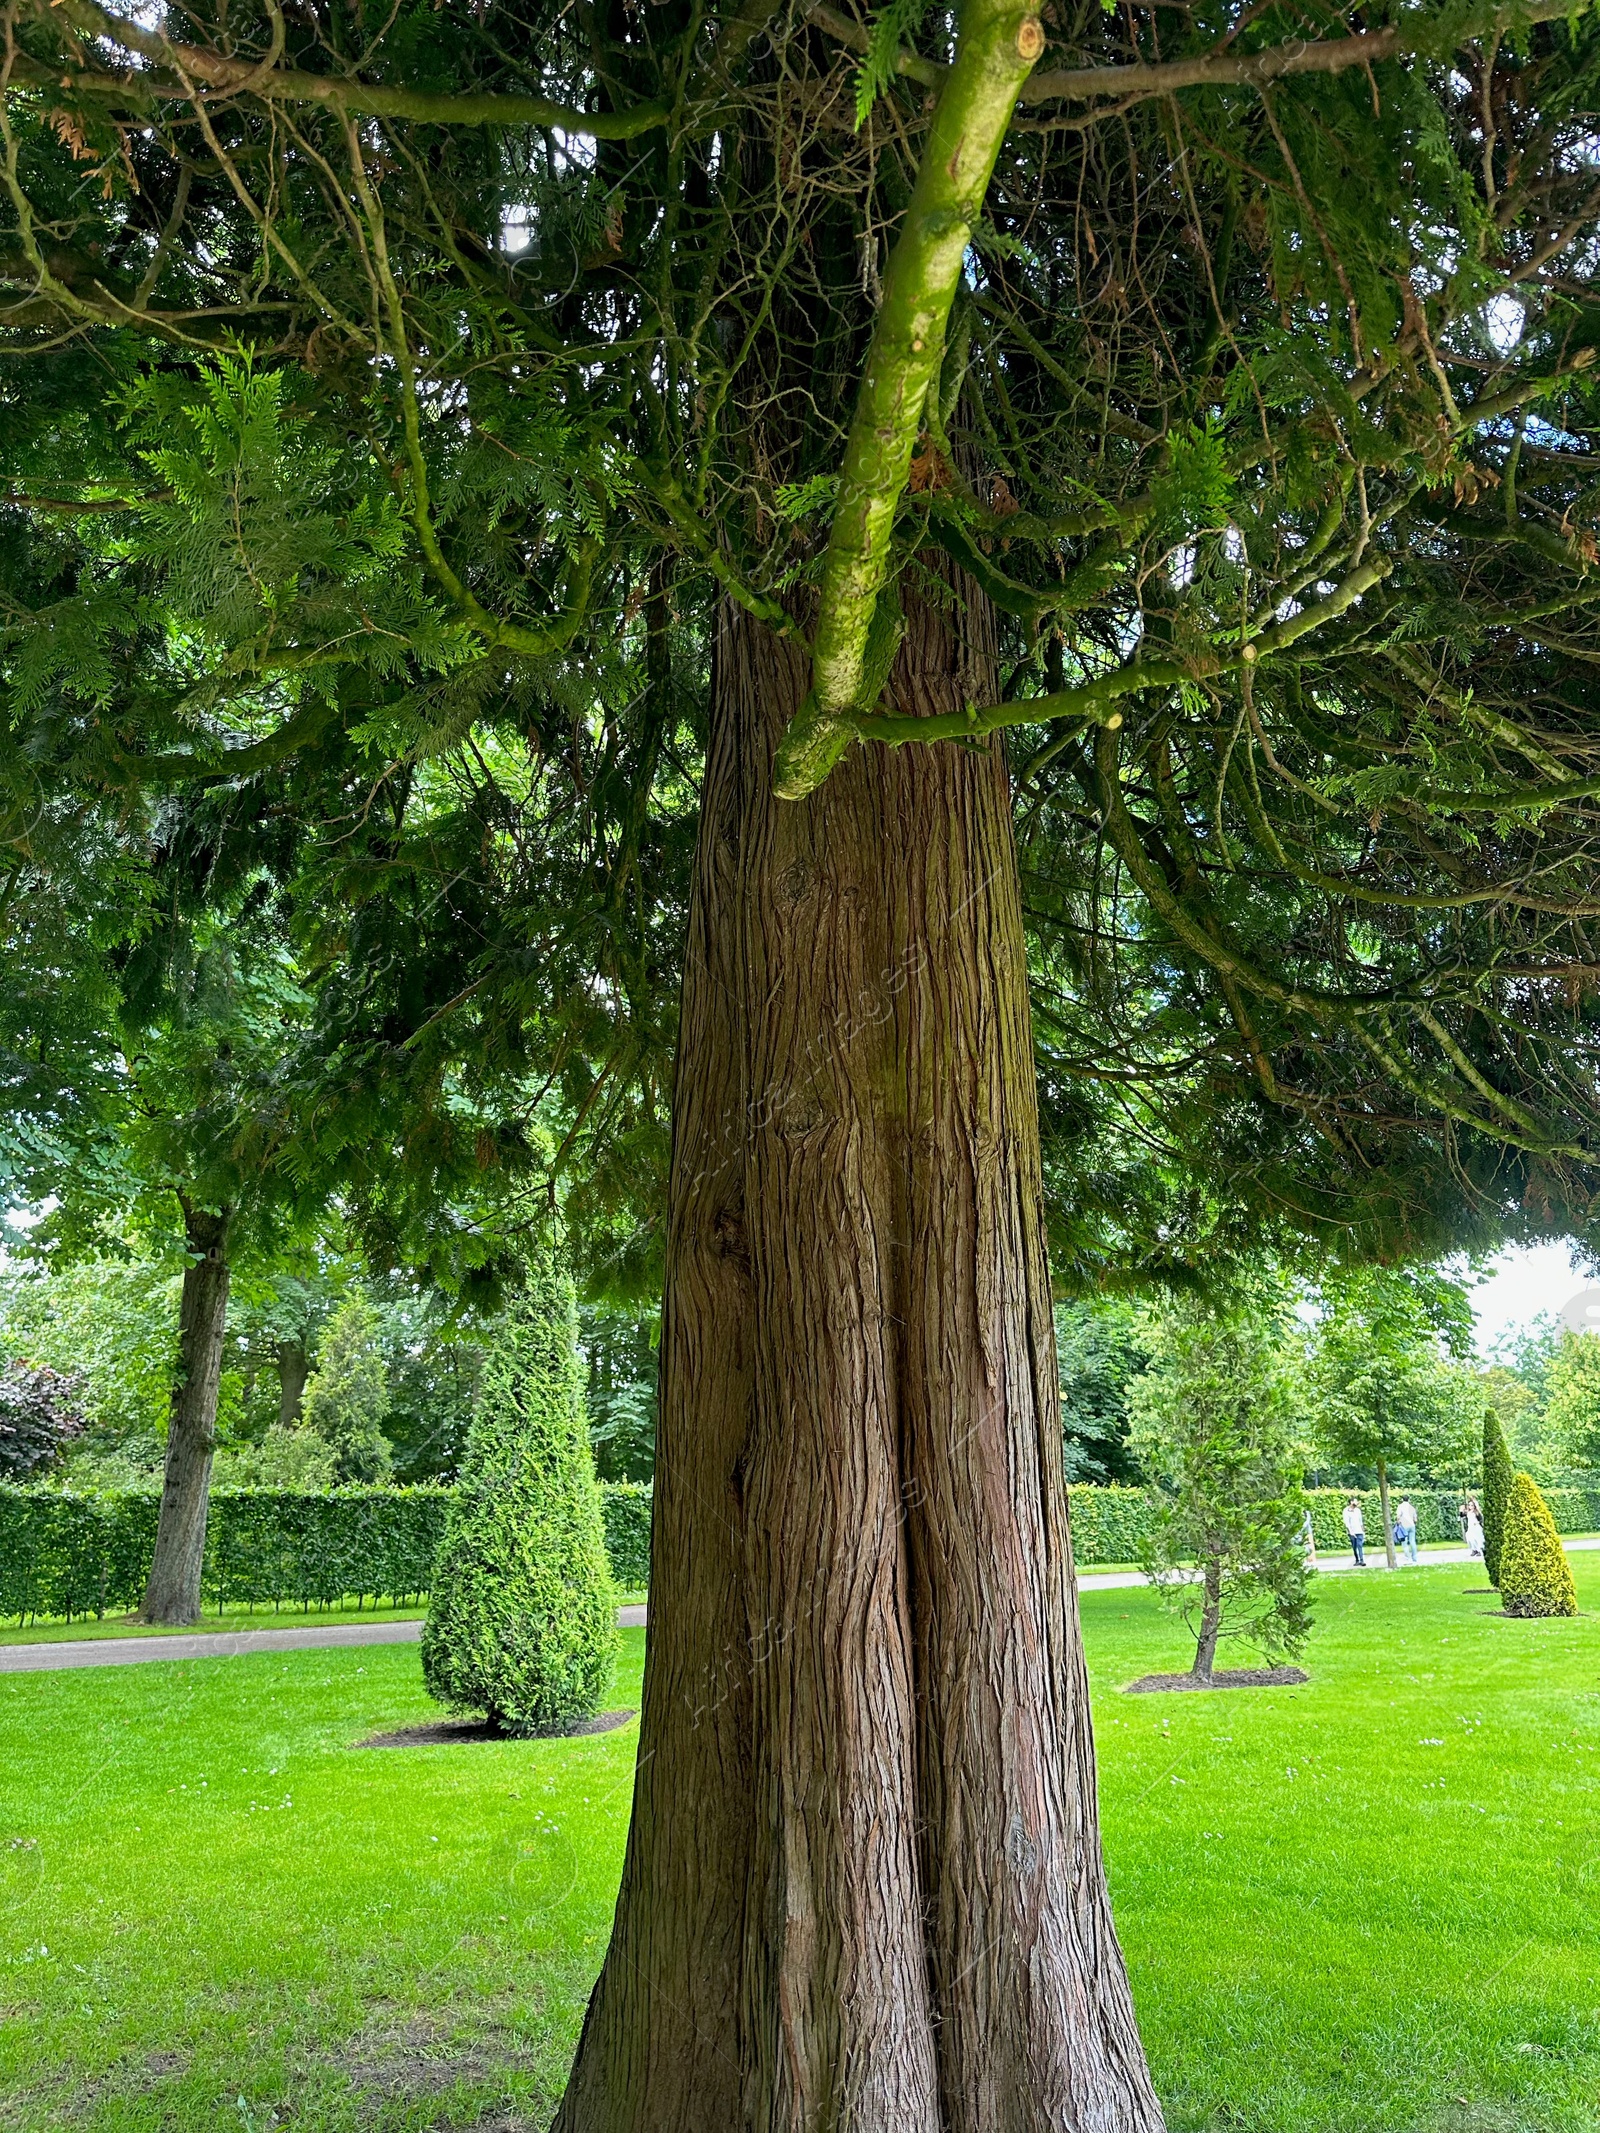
<box><xmin>1342</xmin><ymin>1494</ymin><xmax>1367</xmax><ymax>1567</ymax></box>
<box><xmin>1395</xmin><ymin>1496</ymin><xmax>1420</xmax><ymax>1565</ymax></box>
<box><xmin>1464</xmin><ymin>1495</ymin><xmax>1486</xmax><ymax>1560</ymax></box>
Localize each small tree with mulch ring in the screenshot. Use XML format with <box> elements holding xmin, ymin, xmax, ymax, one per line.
<box><xmin>1498</xmin><ymin>1473</ymin><xmax>1577</xmax><ymax>1619</ymax></box>
<box><xmin>1482</xmin><ymin>1408</ymin><xmax>1516</xmax><ymax>1590</ymax></box>
<box><xmin>1128</xmin><ymin>1300</ymin><xmax>1312</xmax><ymax>1686</ymax></box>
<box><xmin>422</xmin><ymin>1244</ymin><xmax>616</xmax><ymax>1733</ymax></box>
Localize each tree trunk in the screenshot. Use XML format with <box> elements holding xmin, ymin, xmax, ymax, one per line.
<box><xmin>1377</xmin><ymin>1456</ymin><xmax>1396</xmax><ymax>1572</ymax></box>
<box><xmin>140</xmin><ymin>1205</ymin><xmax>232</xmax><ymax>1626</ymax></box>
<box><xmin>277</xmin><ymin>1339</ymin><xmax>309</xmax><ymax>1430</ymax></box>
<box><xmin>555</xmin><ymin>591</ymin><xmax>1164</xmax><ymax>2133</ymax></box>
<box><xmin>1191</xmin><ymin>1562</ymin><xmax>1223</xmax><ymax>1685</ymax></box>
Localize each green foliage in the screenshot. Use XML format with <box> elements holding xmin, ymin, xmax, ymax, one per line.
<box><xmin>0</xmin><ymin>1478</ymin><xmax>649</xmax><ymax>1620</ymax></box>
<box><xmin>1056</xmin><ymin>1299</ymin><xmax>1148</xmax><ymax>1483</ymax></box>
<box><xmin>0</xmin><ymin>1254</ymin><xmax>182</xmax><ymax>1459</ymax></box>
<box><xmin>854</xmin><ymin>0</ymin><xmax>931</xmax><ymax>127</ymax></box>
<box><xmin>299</xmin><ymin>1293</ymin><xmax>393</xmax><ymax>1483</ymax></box>
<box><xmin>212</xmin><ymin>1426</ymin><xmax>340</xmax><ymax>1491</ymax></box>
<box><xmin>422</xmin><ymin>1252</ymin><xmax>616</xmax><ymax>1732</ymax></box>
<box><xmin>0</xmin><ymin>1486</ymin><xmax>450</xmax><ymax>1621</ymax></box>
<box><xmin>1543</xmin><ymin>1333</ymin><xmax>1600</xmax><ymax>1469</ymax></box>
<box><xmin>580</xmin><ymin>1303</ymin><xmax>657</xmax><ymax>1482</ymax></box>
<box><xmin>1309</xmin><ymin>1267</ymin><xmax>1477</xmax><ymax>1481</ymax></box>
<box><xmin>1482</xmin><ymin>1408</ymin><xmax>1516</xmax><ymax>1589</ymax></box>
<box><xmin>1127</xmin><ymin>1301</ymin><xmax>1311</xmax><ymax>1674</ymax></box>
<box><xmin>599</xmin><ymin>1480</ymin><xmax>652</xmax><ymax>1590</ymax></box>
<box><xmin>1499</xmin><ymin>1472</ymin><xmax>1578</xmax><ymax>1619</ymax></box>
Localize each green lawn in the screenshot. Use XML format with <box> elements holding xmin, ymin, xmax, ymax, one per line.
<box><xmin>2</xmin><ymin>1565</ymin><xmax>1598</xmax><ymax>2131</ymax></box>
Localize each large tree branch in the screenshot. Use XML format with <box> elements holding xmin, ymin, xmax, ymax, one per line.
<box><xmin>34</xmin><ymin>0</ymin><xmax>670</xmax><ymax>136</ymax></box>
<box><xmin>772</xmin><ymin>0</ymin><xmax>1049</xmax><ymax>799</ymax></box>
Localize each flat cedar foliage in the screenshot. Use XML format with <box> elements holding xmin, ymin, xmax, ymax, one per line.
<box><xmin>1498</xmin><ymin>1470</ymin><xmax>1579</xmax><ymax>1618</ymax></box>
<box><xmin>5</xmin><ymin>0</ymin><xmax>1600</xmax><ymax>1288</ymax></box>
<box><xmin>1482</xmin><ymin>1405</ymin><xmax>1516</xmax><ymax>1588</ymax></box>
<box><xmin>421</xmin><ymin>1248</ymin><xmax>616</xmax><ymax>1733</ymax></box>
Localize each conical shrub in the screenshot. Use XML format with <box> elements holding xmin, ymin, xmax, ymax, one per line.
<box><xmin>422</xmin><ymin>1246</ymin><xmax>617</xmax><ymax>1732</ymax></box>
<box><xmin>1482</xmin><ymin>1407</ymin><xmax>1515</xmax><ymax>1589</ymax></box>
<box><xmin>1498</xmin><ymin>1472</ymin><xmax>1577</xmax><ymax>1619</ymax></box>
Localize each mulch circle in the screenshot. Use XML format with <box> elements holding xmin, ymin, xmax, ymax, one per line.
<box><xmin>352</xmin><ymin>1709</ymin><xmax>636</xmax><ymax>1749</ymax></box>
<box><xmin>1124</xmin><ymin>1667</ymin><xmax>1310</xmax><ymax>1695</ymax></box>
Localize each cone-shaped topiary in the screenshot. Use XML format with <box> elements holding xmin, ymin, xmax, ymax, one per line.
<box><xmin>422</xmin><ymin>1245</ymin><xmax>617</xmax><ymax>1732</ymax></box>
<box><xmin>1482</xmin><ymin>1407</ymin><xmax>1516</xmax><ymax>1589</ymax></box>
<box><xmin>1498</xmin><ymin>1472</ymin><xmax>1577</xmax><ymax>1619</ymax></box>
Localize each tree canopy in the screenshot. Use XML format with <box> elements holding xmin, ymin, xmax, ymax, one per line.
<box><xmin>6</xmin><ymin>0</ymin><xmax>1600</xmax><ymax>1290</ymax></box>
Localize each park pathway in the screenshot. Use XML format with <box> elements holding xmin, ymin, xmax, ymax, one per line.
<box><xmin>2</xmin><ymin>1553</ymin><xmax>1596</xmax><ymax>1672</ymax></box>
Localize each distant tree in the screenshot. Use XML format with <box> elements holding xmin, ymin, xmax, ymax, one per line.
<box><xmin>1542</xmin><ymin>1334</ymin><xmax>1600</xmax><ymax>1471</ymax></box>
<box><xmin>0</xmin><ymin>1250</ymin><xmax>183</xmax><ymax>1465</ymax></box>
<box><xmin>0</xmin><ymin>1362</ymin><xmax>84</xmax><ymax>1479</ymax></box>
<box><xmin>580</xmin><ymin>1304</ymin><xmax>658</xmax><ymax>1483</ymax></box>
<box><xmin>423</xmin><ymin>1246</ymin><xmax>615</xmax><ymax>1732</ymax></box>
<box><xmin>1482</xmin><ymin>1409</ymin><xmax>1517</xmax><ymax>1590</ymax></box>
<box><xmin>300</xmin><ymin>1293</ymin><xmax>393</xmax><ymax>1483</ymax></box>
<box><xmin>1499</xmin><ymin>1474</ymin><xmax>1578</xmax><ymax>1619</ymax></box>
<box><xmin>1128</xmin><ymin>1303</ymin><xmax>1311</xmax><ymax>1686</ymax></box>
<box><xmin>1055</xmin><ymin>1301</ymin><xmax>1148</xmax><ymax>1485</ymax></box>
<box><xmin>1310</xmin><ymin>1268</ymin><xmax>1475</xmax><ymax>1570</ymax></box>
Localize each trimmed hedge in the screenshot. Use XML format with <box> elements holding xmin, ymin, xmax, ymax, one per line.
<box><xmin>601</xmin><ymin>1481</ymin><xmax>652</xmax><ymax>1591</ymax></box>
<box><xmin>8</xmin><ymin>1473</ymin><xmax>1599</xmax><ymax>1619</ymax></box>
<box><xmin>0</xmin><ymin>1481</ymin><xmax>635</xmax><ymax>1622</ymax></box>
<box><xmin>1067</xmin><ymin>1484</ymin><xmax>1600</xmax><ymax>1567</ymax></box>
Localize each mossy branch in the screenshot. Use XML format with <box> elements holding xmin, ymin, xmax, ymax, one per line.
<box><xmin>774</xmin><ymin>0</ymin><xmax>1048</xmax><ymax>800</ymax></box>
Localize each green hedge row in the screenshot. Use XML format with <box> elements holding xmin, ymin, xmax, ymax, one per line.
<box><xmin>1066</xmin><ymin>1484</ymin><xmax>1600</xmax><ymax>1565</ymax></box>
<box><xmin>601</xmin><ymin>1481</ymin><xmax>651</xmax><ymax>1591</ymax></box>
<box><xmin>8</xmin><ymin>1477</ymin><xmax>1596</xmax><ymax>1619</ymax></box>
<box><xmin>0</xmin><ymin>1482</ymin><xmax>644</xmax><ymax>1622</ymax></box>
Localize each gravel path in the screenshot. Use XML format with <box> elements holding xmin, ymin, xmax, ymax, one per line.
<box><xmin>2</xmin><ymin>1552</ymin><xmax>1593</xmax><ymax>1672</ymax></box>
<box><xmin>0</xmin><ymin>1604</ymin><xmax>651</xmax><ymax>1673</ymax></box>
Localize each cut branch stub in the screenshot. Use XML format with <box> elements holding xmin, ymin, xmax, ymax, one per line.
<box><xmin>774</xmin><ymin>0</ymin><xmax>1045</xmax><ymax>802</ymax></box>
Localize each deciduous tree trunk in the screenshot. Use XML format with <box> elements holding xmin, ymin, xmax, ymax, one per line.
<box><xmin>277</xmin><ymin>1339</ymin><xmax>309</xmax><ymax>1430</ymax></box>
<box><xmin>1191</xmin><ymin>1562</ymin><xmax>1223</xmax><ymax>1685</ymax></box>
<box><xmin>1377</xmin><ymin>1456</ymin><xmax>1396</xmax><ymax>1572</ymax></box>
<box><xmin>555</xmin><ymin>588</ymin><xmax>1164</xmax><ymax>2132</ymax></box>
<box><xmin>140</xmin><ymin>1204</ymin><xmax>232</xmax><ymax>1626</ymax></box>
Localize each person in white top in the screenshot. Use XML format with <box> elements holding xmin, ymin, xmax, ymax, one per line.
<box><xmin>1395</xmin><ymin>1497</ymin><xmax>1419</xmax><ymax>1565</ymax></box>
<box><xmin>1342</xmin><ymin>1495</ymin><xmax>1367</xmax><ymax>1567</ymax></box>
<box><xmin>1463</xmin><ymin>1496</ymin><xmax>1486</xmax><ymax>1560</ymax></box>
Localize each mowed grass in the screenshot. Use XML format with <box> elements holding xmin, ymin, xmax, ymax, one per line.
<box><xmin>0</xmin><ymin>1565</ymin><xmax>1597</xmax><ymax>2131</ymax></box>
<box><xmin>0</xmin><ymin>1605</ymin><xmax>427</xmax><ymax>1648</ymax></box>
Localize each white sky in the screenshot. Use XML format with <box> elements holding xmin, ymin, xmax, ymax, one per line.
<box><xmin>1470</xmin><ymin>1240</ymin><xmax>1594</xmax><ymax>1356</ymax></box>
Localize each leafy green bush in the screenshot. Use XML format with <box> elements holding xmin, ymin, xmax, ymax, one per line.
<box><xmin>1483</xmin><ymin>1408</ymin><xmax>1516</xmax><ymax>1589</ymax></box>
<box><xmin>421</xmin><ymin>1252</ymin><xmax>616</xmax><ymax>1732</ymax></box>
<box><xmin>1499</xmin><ymin>1473</ymin><xmax>1578</xmax><ymax>1618</ymax></box>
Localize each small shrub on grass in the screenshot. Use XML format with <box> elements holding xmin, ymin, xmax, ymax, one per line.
<box><xmin>422</xmin><ymin>1248</ymin><xmax>617</xmax><ymax>1732</ymax></box>
<box><xmin>1482</xmin><ymin>1408</ymin><xmax>1516</xmax><ymax>1589</ymax></box>
<box><xmin>1498</xmin><ymin>1472</ymin><xmax>1577</xmax><ymax>1618</ymax></box>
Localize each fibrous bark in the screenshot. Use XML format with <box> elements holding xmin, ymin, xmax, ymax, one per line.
<box><xmin>277</xmin><ymin>1338</ymin><xmax>309</xmax><ymax>1430</ymax></box>
<box><xmin>140</xmin><ymin>1203</ymin><xmax>231</xmax><ymax>1626</ymax></box>
<box><xmin>556</xmin><ymin>582</ymin><xmax>1164</xmax><ymax>2132</ymax></box>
